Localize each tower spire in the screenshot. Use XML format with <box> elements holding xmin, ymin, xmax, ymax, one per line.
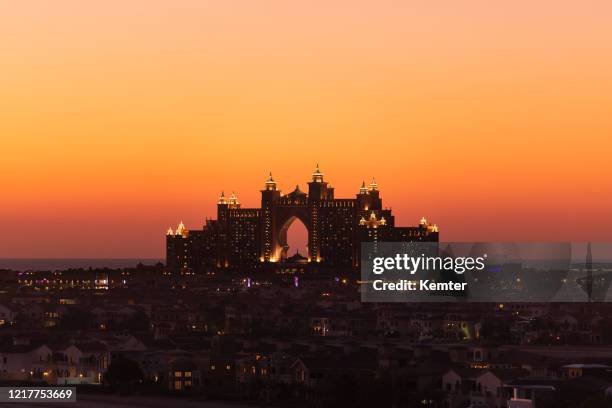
<box><xmin>312</xmin><ymin>163</ymin><xmax>324</xmax><ymax>182</ymax></box>
<box><xmin>218</xmin><ymin>191</ymin><xmax>227</xmax><ymax>204</ymax></box>
<box><xmin>265</xmin><ymin>172</ymin><xmax>277</xmax><ymax>190</ymax></box>
<box><xmin>229</xmin><ymin>191</ymin><xmax>239</xmax><ymax>206</ymax></box>
<box><xmin>369</xmin><ymin>177</ymin><xmax>378</xmax><ymax>191</ymax></box>
<box><xmin>359</xmin><ymin>181</ymin><xmax>368</xmax><ymax>194</ymax></box>
<box><xmin>175</xmin><ymin>221</ymin><xmax>187</xmax><ymax>237</ymax></box>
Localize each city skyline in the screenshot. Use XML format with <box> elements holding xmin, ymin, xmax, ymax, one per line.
<box><xmin>1</xmin><ymin>1</ymin><xmax>612</xmax><ymax>258</ymax></box>
<box><xmin>166</xmin><ymin>165</ymin><xmax>438</xmax><ymax>272</ymax></box>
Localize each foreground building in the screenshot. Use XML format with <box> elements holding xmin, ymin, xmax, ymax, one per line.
<box><xmin>166</xmin><ymin>166</ymin><xmax>439</xmax><ymax>272</ymax></box>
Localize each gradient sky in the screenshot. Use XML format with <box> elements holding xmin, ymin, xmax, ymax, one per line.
<box><xmin>1</xmin><ymin>1</ymin><xmax>611</xmax><ymax>258</ymax></box>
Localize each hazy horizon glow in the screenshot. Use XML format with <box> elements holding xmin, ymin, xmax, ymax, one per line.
<box><xmin>1</xmin><ymin>1</ymin><xmax>611</xmax><ymax>257</ymax></box>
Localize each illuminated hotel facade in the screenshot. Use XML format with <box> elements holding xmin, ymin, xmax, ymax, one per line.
<box><xmin>166</xmin><ymin>166</ymin><xmax>439</xmax><ymax>272</ymax></box>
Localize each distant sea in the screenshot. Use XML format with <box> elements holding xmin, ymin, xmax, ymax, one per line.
<box><xmin>0</xmin><ymin>259</ymin><xmax>164</xmax><ymax>272</ymax></box>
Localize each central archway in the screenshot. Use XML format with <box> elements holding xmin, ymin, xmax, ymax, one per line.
<box><xmin>278</xmin><ymin>216</ymin><xmax>309</xmax><ymax>261</ymax></box>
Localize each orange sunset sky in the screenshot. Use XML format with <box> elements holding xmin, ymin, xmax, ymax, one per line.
<box><xmin>1</xmin><ymin>1</ymin><xmax>611</xmax><ymax>258</ymax></box>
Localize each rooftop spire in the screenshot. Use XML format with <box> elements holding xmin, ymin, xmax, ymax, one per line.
<box><xmin>265</xmin><ymin>172</ymin><xmax>277</xmax><ymax>190</ymax></box>
<box><xmin>218</xmin><ymin>191</ymin><xmax>227</xmax><ymax>204</ymax></box>
<box><xmin>175</xmin><ymin>221</ymin><xmax>187</xmax><ymax>237</ymax></box>
<box><xmin>359</xmin><ymin>181</ymin><xmax>368</xmax><ymax>194</ymax></box>
<box><xmin>369</xmin><ymin>177</ymin><xmax>378</xmax><ymax>191</ymax></box>
<box><xmin>312</xmin><ymin>163</ymin><xmax>324</xmax><ymax>182</ymax></box>
<box><xmin>229</xmin><ymin>191</ymin><xmax>239</xmax><ymax>206</ymax></box>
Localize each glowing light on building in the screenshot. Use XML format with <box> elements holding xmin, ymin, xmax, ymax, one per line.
<box><xmin>265</xmin><ymin>172</ymin><xmax>277</xmax><ymax>190</ymax></box>
<box><xmin>175</xmin><ymin>221</ymin><xmax>187</xmax><ymax>237</ymax></box>
<box><xmin>369</xmin><ymin>177</ymin><xmax>378</xmax><ymax>191</ymax></box>
<box><xmin>218</xmin><ymin>191</ymin><xmax>227</xmax><ymax>204</ymax></box>
<box><xmin>228</xmin><ymin>192</ymin><xmax>240</xmax><ymax>207</ymax></box>
<box><xmin>312</xmin><ymin>163</ymin><xmax>324</xmax><ymax>183</ymax></box>
<box><xmin>359</xmin><ymin>181</ymin><xmax>368</xmax><ymax>195</ymax></box>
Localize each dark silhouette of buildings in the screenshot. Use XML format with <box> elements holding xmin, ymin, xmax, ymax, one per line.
<box><xmin>166</xmin><ymin>166</ymin><xmax>439</xmax><ymax>272</ymax></box>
